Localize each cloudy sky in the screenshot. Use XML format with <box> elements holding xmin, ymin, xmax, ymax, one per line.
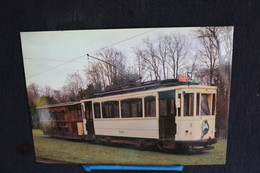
<box><xmin>21</xmin><ymin>27</ymin><xmax>199</xmax><ymax>90</ymax></box>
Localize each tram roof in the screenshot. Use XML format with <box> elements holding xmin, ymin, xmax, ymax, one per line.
<box><xmin>92</xmin><ymin>79</ymin><xmax>200</xmax><ymax>98</ymax></box>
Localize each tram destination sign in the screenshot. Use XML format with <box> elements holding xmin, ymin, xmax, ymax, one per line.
<box><xmin>178</xmin><ymin>75</ymin><xmax>187</xmax><ymax>82</ymax></box>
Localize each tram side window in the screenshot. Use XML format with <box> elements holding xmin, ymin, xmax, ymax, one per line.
<box><xmin>76</xmin><ymin>105</ymin><xmax>82</xmax><ymax>120</ymax></box>
<box><xmin>102</xmin><ymin>101</ymin><xmax>119</xmax><ymax>118</ymax></box>
<box><xmin>184</xmin><ymin>93</ymin><xmax>194</xmax><ymax>116</ymax></box>
<box><xmin>121</xmin><ymin>98</ymin><xmax>142</xmax><ymax>118</ymax></box>
<box><xmin>78</xmin><ymin>105</ymin><xmax>82</xmax><ymax>120</ymax></box>
<box><xmin>159</xmin><ymin>98</ymin><xmax>175</xmax><ymax>116</ymax></box>
<box><xmin>145</xmin><ymin>96</ymin><xmax>156</xmax><ymax>117</ymax></box>
<box><xmin>85</xmin><ymin>102</ymin><xmax>93</xmax><ymax>120</ymax></box>
<box><xmin>50</xmin><ymin>111</ymin><xmax>54</xmax><ymax>119</ymax></box>
<box><xmin>201</xmin><ymin>94</ymin><xmax>210</xmax><ymax>115</ymax></box>
<box><xmin>55</xmin><ymin>111</ymin><xmax>60</xmax><ymax>120</ymax></box>
<box><xmin>94</xmin><ymin>103</ymin><xmax>101</xmax><ymax>118</ymax></box>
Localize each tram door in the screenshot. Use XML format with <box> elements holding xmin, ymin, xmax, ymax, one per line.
<box><xmin>158</xmin><ymin>90</ymin><xmax>176</xmax><ymax>140</ymax></box>
<box><xmin>84</xmin><ymin>101</ymin><xmax>95</xmax><ymax>135</ymax></box>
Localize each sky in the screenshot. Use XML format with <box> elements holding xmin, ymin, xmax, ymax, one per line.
<box><xmin>20</xmin><ymin>27</ymin><xmax>200</xmax><ymax>90</ymax></box>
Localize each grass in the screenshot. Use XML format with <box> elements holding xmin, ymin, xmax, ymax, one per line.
<box><xmin>32</xmin><ymin>129</ymin><xmax>227</xmax><ymax>165</ymax></box>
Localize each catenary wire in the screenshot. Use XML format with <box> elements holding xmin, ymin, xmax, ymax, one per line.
<box><xmin>26</xmin><ymin>28</ymin><xmax>158</xmax><ymax>79</ymax></box>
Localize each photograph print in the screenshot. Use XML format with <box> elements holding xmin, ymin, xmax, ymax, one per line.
<box><xmin>20</xmin><ymin>26</ymin><xmax>233</xmax><ymax>165</ymax></box>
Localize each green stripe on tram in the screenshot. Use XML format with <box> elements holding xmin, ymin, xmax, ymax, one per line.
<box><xmin>158</xmin><ymin>90</ymin><xmax>175</xmax><ymax>99</ymax></box>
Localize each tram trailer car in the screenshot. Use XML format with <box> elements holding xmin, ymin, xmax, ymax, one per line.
<box><xmin>38</xmin><ymin>79</ymin><xmax>217</xmax><ymax>150</ymax></box>
<box><xmin>37</xmin><ymin>102</ymin><xmax>85</xmax><ymax>139</ymax></box>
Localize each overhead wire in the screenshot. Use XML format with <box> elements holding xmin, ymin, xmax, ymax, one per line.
<box><xmin>26</xmin><ymin>28</ymin><xmax>158</xmax><ymax>79</ymax></box>
<box><xmin>26</xmin><ymin>54</ymin><xmax>86</xmax><ymax>79</ymax></box>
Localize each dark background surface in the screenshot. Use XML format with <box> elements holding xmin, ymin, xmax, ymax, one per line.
<box><xmin>0</xmin><ymin>0</ymin><xmax>259</xmax><ymax>172</ymax></box>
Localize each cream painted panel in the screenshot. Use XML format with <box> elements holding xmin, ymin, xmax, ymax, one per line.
<box><xmin>175</xmin><ymin>116</ymin><xmax>215</xmax><ymax>141</ymax></box>
<box><xmin>77</xmin><ymin>122</ymin><xmax>84</xmax><ymax>135</ymax></box>
<box><xmin>202</xmin><ymin>116</ymin><xmax>216</xmax><ymax>139</ymax></box>
<box><xmin>94</xmin><ymin>118</ymin><xmax>159</xmax><ymax>139</ymax></box>
<box><xmin>82</xmin><ymin>119</ymin><xmax>87</xmax><ymax>135</ymax></box>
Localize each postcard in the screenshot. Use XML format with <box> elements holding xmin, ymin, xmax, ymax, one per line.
<box><xmin>20</xmin><ymin>26</ymin><xmax>233</xmax><ymax>165</ymax></box>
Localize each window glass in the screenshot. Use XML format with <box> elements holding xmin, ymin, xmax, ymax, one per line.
<box><xmin>50</xmin><ymin>111</ymin><xmax>55</xmax><ymax>119</ymax></box>
<box><xmin>76</xmin><ymin>105</ymin><xmax>82</xmax><ymax>120</ymax></box>
<box><xmin>145</xmin><ymin>96</ymin><xmax>156</xmax><ymax>117</ymax></box>
<box><xmin>212</xmin><ymin>94</ymin><xmax>216</xmax><ymax>115</ymax></box>
<box><xmin>201</xmin><ymin>94</ymin><xmax>210</xmax><ymax>115</ymax></box>
<box><xmin>184</xmin><ymin>93</ymin><xmax>194</xmax><ymax>116</ymax></box>
<box><xmin>159</xmin><ymin>99</ymin><xmax>167</xmax><ymax>116</ymax></box>
<box><xmin>94</xmin><ymin>103</ymin><xmax>101</xmax><ymax>118</ymax></box>
<box><xmin>85</xmin><ymin>102</ymin><xmax>93</xmax><ymax>120</ymax></box>
<box><xmin>102</xmin><ymin>101</ymin><xmax>119</xmax><ymax>118</ymax></box>
<box><xmin>196</xmin><ymin>93</ymin><xmax>200</xmax><ymax>116</ymax></box>
<box><xmin>159</xmin><ymin>98</ymin><xmax>175</xmax><ymax>116</ymax></box>
<box><xmin>121</xmin><ymin>98</ymin><xmax>142</xmax><ymax>118</ymax></box>
<box><xmin>56</xmin><ymin>111</ymin><xmax>60</xmax><ymax>120</ymax></box>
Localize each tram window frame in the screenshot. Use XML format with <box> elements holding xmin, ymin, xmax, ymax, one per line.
<box><xmin>178</xmin><ymin>93</ymin><xmax>181</xmax><ymax>117</ymax></box>
<box><xmin>196</xmin><ymin>93</ymin><xmax>200</xmax><ymax>116</ymax></box>
<box><xmin>145</xmin><ymin>96</ymin><xmax>156</xmax><ymax>117</ymax></box>
<box><xmin>121</xmin><ymin>98</ymin><xmax>142</xmax><ymax>118</ymax></box>
<box><xmin>94</xmin><ymin>103</ymin><xmax>101</xmax><ymax>119</ymax></box>
<box><xmin>159</xmin><ymin>98</ymin><xmax>175</xmax><ymax>117</ymax></box>
<box><xmin>102</xmin><ymin>101</ymin><xmax>119</xmax><ymax>118</ymax></box>
<box><xmin>183</xmin><ymin>93</ymin><xmax>194</xmax><ymax>116</ymax></box>
<box><xmin>212</xmin><ymin>93</ymin><xmax>216</xmax><ymax>116</ymax></box>
<box><xmin>201</xmin><ymin>94</ymin><xmax>211</xmax><ymax>116</ymax></box>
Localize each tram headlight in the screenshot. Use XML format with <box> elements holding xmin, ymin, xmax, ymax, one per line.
<box><xmin>202</xmin><ymin>120</ymin><xmax>209</xmax><ymax>136</ymax></box>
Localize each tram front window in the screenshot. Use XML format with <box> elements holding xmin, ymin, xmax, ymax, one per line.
<box><xmin>184</xmin><ymin>93</ymin><xmax>194</xmax><ymax>116</ymax></box>
<box><xmin>201</xmin><ymin>94</ymin><xmax>210</xmax><ymax>115</ymax></box>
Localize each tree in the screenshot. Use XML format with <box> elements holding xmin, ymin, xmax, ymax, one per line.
<box><xmin>34</xmin><ymin>96</ymin><xmax>58</xmax><ymax>107</ymax></box>
<box><xmin>53</xmin><ymin>89</ymin><xmax>66</xmax><ymax>103</ymax></box>
<box><xmin>195</xmin><ymin>26</ymin><xmax>233</xmax><ymax>138</ymax></box>
<box><xmin>157</xmin><ymin>34</ymin><xmax>171</xmax><ymax>80</ymax></box>
<box><xmin>97</xmin><ymin>48</ymin><xmax>128</xmax><ymax>87</ymax></box>
<box><xmin>135</xmin><ymin>38</ymin><xmax>161</xmax><ymax>80</ymax></box>
<box><xmin>65</xmin><ymin>72</ymin><xmax>84</xmax><ymax>101</ymax></box>
<box><xmin>86</xmin><ymin>62</ymin><xmax>103</xmax><ymax>91</ymax></box>
<box><xmin>27</xmin><ymin>83</ymin><xmax>58</xmax><ymax>129</ymax></box>
<box><xmin>135</xmin><ymin>50</ymin><xmax>149</xmax><ymax>82</ymax></box>
<box><xmin>168</xmin><ymin>33</ymin><xmax>190</xmax><ymax>79</ymax></box>
<box><xmin>135</xmin><ymin>33</ymin><xmax>190</xmax><ymax>81</ymax></box>
<box><xmin>195</xmin><ymin>27</ymin><xmax>220</xmax><ymax>85</ymax></box>
<box><xmin>77</xmin><ymin>84</ymin><xmax>95</xmax><ymax>100</ymax></box>
<box><xmin>85</xmin><ymin>48</ymin><xmax>139</xmax><ymax>91</ymax></box>
<box><xmin>27</xmin><ymin>83</ymin><xmax>40</xmax><ymax>103</ymax></box>
<box><xmin>27</xmin><ymin>83</ymin><xmax>40</xmax><ymax>128</ymax></box>
<box><xmin>41</xmin><ymin>85</ymin><xmax>52</xmax><ymax>97</ymax></box>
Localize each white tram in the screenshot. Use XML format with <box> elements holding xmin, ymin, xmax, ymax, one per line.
<box><xmin>80</xmin><ymin>79</ymin><xmax>217</xmax><ymax>149</ymax></box>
